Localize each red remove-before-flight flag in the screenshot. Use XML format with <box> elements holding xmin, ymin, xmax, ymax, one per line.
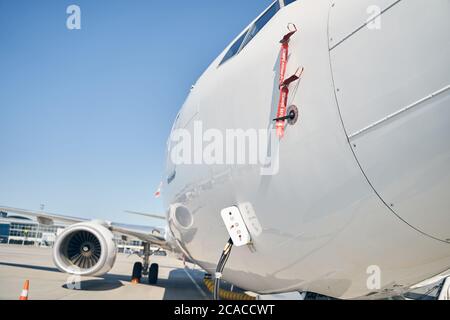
<box><xmin>154</xmin><ymin>182</ymin><xmax>162</xmax><ymax>198</ymax></box>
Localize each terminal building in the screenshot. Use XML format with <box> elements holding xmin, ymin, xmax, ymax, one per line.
<box><xmin>0</xmin><ymin>211</ymin><xmax>64</xmax><ymax>246</ymax></box>
<box><xmin>0</xmin><ymin>211</ymin><xmax>145</xmax><ymax>253</ymax></box>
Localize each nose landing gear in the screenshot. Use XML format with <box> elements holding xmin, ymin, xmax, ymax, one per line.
<box><xmin>148</xmin><ymin>263</ymin><xmax>159</xmax><ymax>285</ymax></box>
<box><xmin>130</xmin><ymin>242</ymin><xmax>159</xmax><ymax>285</ymax></box>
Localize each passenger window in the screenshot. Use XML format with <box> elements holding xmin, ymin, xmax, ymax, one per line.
<box><xmin>284</xmin><ymin>0</ymin><xmax>297</xmax><ymax>6</ymax></box>
<box><xmin>240</xmin><ymin>1</ymin><xmax>281</xmax><ymax>50</ymax></box>
<box><xmin>220</xmin><ymin>32</ymin><xmax>247</xmax><ymax>66</ymax></box>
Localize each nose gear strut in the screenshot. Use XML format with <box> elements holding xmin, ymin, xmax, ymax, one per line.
<box><xmin>131</xmin><ymin>242</ymin><xmax>159</xmax><ymax>285</ymax></box>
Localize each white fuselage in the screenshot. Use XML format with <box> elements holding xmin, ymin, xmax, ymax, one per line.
<box><xmin>163</xmin><ymin>0</ymin><xmax>450</xmax><ymax>299</ymax></box>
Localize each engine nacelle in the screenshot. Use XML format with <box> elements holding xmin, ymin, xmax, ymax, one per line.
<box><xmin>53</xmin><ymin>221</ymin><xmax>117</xmax><ymax>276</ymax></box>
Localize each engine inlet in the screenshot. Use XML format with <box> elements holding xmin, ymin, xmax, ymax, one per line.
<box><xmin>62</xmin><ymin>231</ymin><xmax>102</xmax><ymax>270</ymax></box>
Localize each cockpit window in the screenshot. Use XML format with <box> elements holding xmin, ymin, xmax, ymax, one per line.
<box><xmin>219</xmin><ymin>1</ymin><xmax>281</xmax><ymax>66</ymax></box>
<box><xmin>240</xmin><ymin>1</ymin><xmax>281</xmax><ymax>51</ymax></box>
<box><xmin>219</xmin><ymin>32</ymin><xmax>247</xmax><ymax>66</ymax></box>
<box><xmin>283</xmin><ymin>0</ymin><xmax>297</xmax><ymax>6</ymax></box>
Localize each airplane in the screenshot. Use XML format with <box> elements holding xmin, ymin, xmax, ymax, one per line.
<box><xmin>1</xmin><ymin>0</ymin><xmax>450</xmax><ymax>299</ymax></box>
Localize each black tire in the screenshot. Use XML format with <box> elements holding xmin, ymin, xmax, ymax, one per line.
<box><xmin>148</xmin><ymin>263</ymin><xmax>159</xmax><ymax>284</ymax></box>
<box><xmin>132</xmin><ymin>262</ymin><xmax>143</xmax><ymax>280</ymax></box>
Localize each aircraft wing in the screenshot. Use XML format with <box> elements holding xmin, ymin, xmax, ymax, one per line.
<box><xmin>0</xmin><ymin>205</ymin><xmax>171</xmax><ymax>249</ymax></box>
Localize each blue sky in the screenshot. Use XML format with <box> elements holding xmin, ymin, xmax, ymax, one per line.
<box><xmin>0</xmin><ymin>0</ymin><xmax>273</xmax><ymax>226</ymax></box>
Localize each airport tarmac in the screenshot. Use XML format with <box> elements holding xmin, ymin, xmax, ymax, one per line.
<box><xmin>0</xmin><ymin>244</ymin><xmax>210</xmax><ymax>300</ymax></box>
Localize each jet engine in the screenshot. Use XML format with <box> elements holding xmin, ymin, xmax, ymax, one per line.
<box><xmin>53</xmin><ymin>221</ymin><xmax>117</xmax><ymax>276</ymax></box>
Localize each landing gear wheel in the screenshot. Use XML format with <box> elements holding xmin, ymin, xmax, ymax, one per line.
<box><xmin>148</xmin><ymin>263</ymin><xmax>159</xmax><ymax>284</ymax></box>
<box><xmin>132</xmin><ymin>262</ymin><xmax>143</xmax><ymax>281</ymax></box>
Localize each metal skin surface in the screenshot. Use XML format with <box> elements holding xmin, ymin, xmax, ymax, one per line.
<box><xmin>163</xmin><ymin>0</ymin><xmax>450</xmax><ymax>299</ymax></box>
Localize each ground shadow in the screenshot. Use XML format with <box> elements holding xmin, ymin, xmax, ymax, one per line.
<box><xmin>0</xmin><ymin>261</ymin><xmax>59</xmax><ymax>273</ymax></box>
<box><xmin>161</xmin><ymin>268</ymin><xmax>209</xmax><ymax>300</ymax></box>
<box><xmin>62</xmin><ymin>279</ymin><xmax>123</xmax><ymax>291</ymax></box>
<box><xmin>0</xmin><ymin>261</ymin><xmax>209</xmax><ymax>298</ymax></box>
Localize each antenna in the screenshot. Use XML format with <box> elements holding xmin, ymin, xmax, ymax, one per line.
<box><xmin>124</xmin><ymin>210</ymin><xmax>166</xmax><ymax>220</ymax></box>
